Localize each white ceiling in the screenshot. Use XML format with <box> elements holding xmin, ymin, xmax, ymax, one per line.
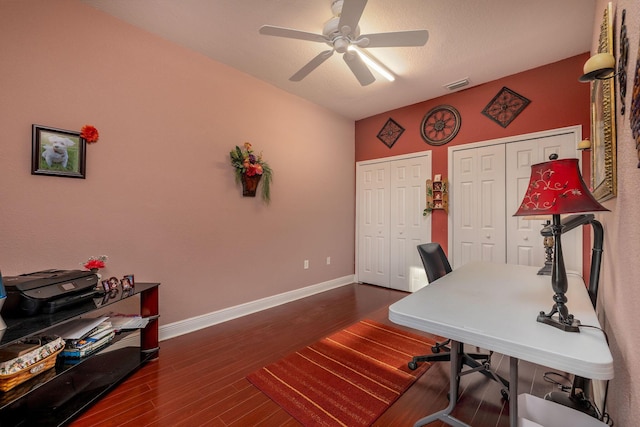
<box><xmin>82</xmin><ymin>0</ymin><xmax>596</xmax><ymax>121</ymax></box>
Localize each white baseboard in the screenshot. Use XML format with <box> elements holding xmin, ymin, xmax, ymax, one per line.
<box><xmin>157</xmin><ymin>275</ymin><xmax>355</xmax><ymax>342</ymax></box>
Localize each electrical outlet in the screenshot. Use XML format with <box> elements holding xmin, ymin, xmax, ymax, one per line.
<box><xmin>304</xmin><ymin>260</ymin><xmax>309</xmax><ymax>269</ymax></box>
<box><xmin>326</xmin><ymin>256</ymin><xmax>331</xmax><ymax>265</ymax></box>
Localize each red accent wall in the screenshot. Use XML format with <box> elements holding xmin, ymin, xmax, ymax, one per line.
<box><xmin>355</xmin><ymin>53</ymin><xmax>591</xmax><ymax>258</ymax></box>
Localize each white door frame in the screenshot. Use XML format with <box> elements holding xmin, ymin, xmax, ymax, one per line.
<box><xmin>447</xmin><ymin>125</ymin><xmax>583</xmax><ymax>268</ymax></box>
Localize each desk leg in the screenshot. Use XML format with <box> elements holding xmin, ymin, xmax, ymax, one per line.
<box><xmin>413</xmin><ymin>340</ymin><xmax>469</xmax><ymax>427</ymax></box>
<box><xmin>509</xmin><ymin>357</ymin><xmax>518</xmax><ymax>427</ymax></box>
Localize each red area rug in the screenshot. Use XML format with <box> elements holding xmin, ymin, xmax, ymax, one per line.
<box><xmin>247</xmin><ymin>319</ymin><xmax>435</xmax><ymax>426</ymax></box>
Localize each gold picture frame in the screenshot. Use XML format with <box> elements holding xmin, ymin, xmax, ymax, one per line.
<box><xmin>591</xmin><ymin>2</ymin><xmax>617</xmax><ymax>202</ymax></box>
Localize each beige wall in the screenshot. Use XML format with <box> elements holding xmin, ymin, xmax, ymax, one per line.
<box><xmin>592</xmin><ymin>1</ymin><xmax>640</xmax><ymax>425</ymax></box>
<box><xmin>0</xmin><ymin>1</ymin><xmax>355</xmax><ymax>325</ymax></box>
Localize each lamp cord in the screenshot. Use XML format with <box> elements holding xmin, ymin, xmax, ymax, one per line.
<box><xmin>578</xmin><ymin>323</ymin><xmax>614</xmax><ymax>425</ymax></box>
<box><xmin>542</xmin><ymin>371</ymin><xmax>572</xmax><ymax>391</ymax></box>
<box><xmin>541</xmin><ymin>324</ymin><xmax>614</xmax><ymax>425</ymax></box>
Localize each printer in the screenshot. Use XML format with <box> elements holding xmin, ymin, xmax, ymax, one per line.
<box><xmin>2</xmin><ymin>269</ymin><xmax>100</xmax><ymax>317</ymax></box>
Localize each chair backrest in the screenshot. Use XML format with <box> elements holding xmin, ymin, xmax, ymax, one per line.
<box><xmin>417</xmin><ymin>243</ymin><xmax>452</xmax><ymax>283</ymax></box>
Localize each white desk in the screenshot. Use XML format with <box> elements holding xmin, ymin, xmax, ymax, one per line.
<box><xmin>389</xmin><ymin>262</ymin><xmax>613</xmax><ymax>427</ymax></box>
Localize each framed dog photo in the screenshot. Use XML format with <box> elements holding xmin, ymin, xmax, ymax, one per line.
<box><xmin>31</xmin><ymin>124</ymin><xmax>86</xmax><ymax>178</ymax></box>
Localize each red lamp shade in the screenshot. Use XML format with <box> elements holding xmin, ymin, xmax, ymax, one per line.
<box><xmin>514</xmin><ymin>157</ymin><xmax>608</xmax><ymax>216</ymax></box>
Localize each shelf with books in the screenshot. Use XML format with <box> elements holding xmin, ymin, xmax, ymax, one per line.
<box><xmin>0</xmin><ymin>282</ymin><xmax>160</xmax><ymax>426</ymax></box>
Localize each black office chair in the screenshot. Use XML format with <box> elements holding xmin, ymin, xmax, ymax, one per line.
<box><xmin>409</xmin><ymin>243</ymin><xmax>510</xmax><ymax>400</ymax></box>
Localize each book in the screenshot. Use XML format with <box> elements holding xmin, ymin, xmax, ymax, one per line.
<box><xmin>60</xmin><ymin>331</ymin><xmax>116</xmax><ymax>359</ymax></box>
<box><xmin>46</xmin><ymin>316</ymin><xmax>109</xmax><ymax>340</ymax></box>
<box><xmin>107</xmin><ymin>313</ymin><xmax>149</xmax><ymax>331</ymax></box>
<box><xmin>66</xmin><ymin>322</ymin><xmax>113</xmax><ymax>348</ymax></box>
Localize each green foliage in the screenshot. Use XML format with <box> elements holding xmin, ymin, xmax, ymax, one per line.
<box><xmin>229</xmin><ymin>143</ymin><xmax>273</xmax><ymax>204</ymax></box>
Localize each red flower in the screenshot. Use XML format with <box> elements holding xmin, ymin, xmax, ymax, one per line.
<box><xmin>81</xmin><ymin>125</ymin><xmax>99</xmax><ymax>143</ymax></box>
<box><xmin>84</xmin><ymin>259</ymin><xmax>105</xmax><ymax>270</ymax></box>
<box><xmin>83</xmin><ymin>255</ymin><xmax>108</xmax><ymax>270</ymax></box>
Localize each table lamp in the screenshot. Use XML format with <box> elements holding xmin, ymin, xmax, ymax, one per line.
<box><xmin>523</xmin><ymin>215</ymin><xmax>554</xmax><ymax>275</ymax></box>
<box><xmin>514</xmin><ymin>154</ymin><xmax>608</xmax><ymax>332</ymax></box>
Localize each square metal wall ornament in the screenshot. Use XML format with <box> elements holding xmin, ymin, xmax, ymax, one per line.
<box><xmin>377</xmin><ymin>118</ymin><xmax>405</xmax><ymax>148</ymax></box>
<box><xmin>482</xmin><ymin>87</ymin><xmax>531</xmax><ymax>128</ymax></box>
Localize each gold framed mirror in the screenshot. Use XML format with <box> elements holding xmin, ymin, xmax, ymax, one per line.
<box><xmin>590</xmin><ymin>2</ymin><xmax>617</xmax><ymax>202</ymax></box>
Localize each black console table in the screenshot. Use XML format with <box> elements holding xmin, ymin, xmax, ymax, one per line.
<box><xmin>0</xmin><ymin>282</ymin><xmax>159</xmax><ymax>426</ymax></box>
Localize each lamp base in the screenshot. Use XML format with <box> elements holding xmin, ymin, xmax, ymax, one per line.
<box><xmin>537</xmin><ymin>261</ymin><xmax>552</xmax><ymax>276</ymax></box>
<box><xmin>537</xmin><ymin>312</ymin><xmax>580</xmax><ymax>332</ymax></box>
<box><xmin>544</xmin><ymin>391</ymin><xmax>598</xmax><ymax>418</ymax></box>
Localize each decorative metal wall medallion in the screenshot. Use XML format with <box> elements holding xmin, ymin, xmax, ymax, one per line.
<box><xmin>420</xmin><ymin>105</ymin><xmax>461</xmax><ymax>146</ymax></box>
<box><xmin>482</xmin><ymin>87</ymin><xmax>531</xmax><ymax>128</ymax></box>
<box><xmin>377</xmin><ymin>118</ymin><xmax>405</xmax><ymax>148</ymax></box>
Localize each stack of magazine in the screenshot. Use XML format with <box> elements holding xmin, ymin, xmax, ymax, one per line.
<box><xmin>58</xmin><ymin>319</ymin><xmax>115</xmax><ymax>360</ymax></box>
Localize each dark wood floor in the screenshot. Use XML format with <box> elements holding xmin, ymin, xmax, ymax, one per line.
<box><xmin>70</xmin><ymin>283</ymin><xmax>565</xmax><ymax>426</ymax></box>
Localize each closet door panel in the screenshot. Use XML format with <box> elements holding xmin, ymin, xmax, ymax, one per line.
<box><xmin>452</xmin><ymin>152</ymin><xmax>478</xmax><ymax>267</ymax></box>
<box><xmin>357</xmin><ymin>163</ymin><xmax>390</xmax><ymax>287</ymax></box>
<box><xmin>390</xmin><ymin>157</ymin><xmax>430</xmax><ymax>291</ymax></box>
<box><xmin>452</xmin><ymin>145</ymin><xmax>506</xmax><ymax>269</ymax></box>
<box><xmin>506</xmin><ymin>133</ymin><xmax>582</xmax><ymax>273</ymax></box>
<box><xmin>478</xmin><ymin>148</ymin><xmax>506</xmax><ymax>263</ymax></box>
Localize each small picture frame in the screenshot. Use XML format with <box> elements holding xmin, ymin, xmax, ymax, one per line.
<box><xmin>121</xmin><ymin>274</ymin><xmax>134</xmax><ymax>291</ymax></box>
<box><xmin>101</xmin><ymin>280</ymin><xmax>111</xmax><ymax>293</ymax></box>
<box><xmin>31</xmin><ymin>124</ymin><xmax>86</xmax><ymax>179</ymax></box>
<box><xmin>108</xmin><ymin>277</ymin><xmax>119</xmax><ymax>291</ymax></box>
<box><xmin>434</xmin><ymin>174</ymin><xmax>442</xmax><ymax>182</ymax></box>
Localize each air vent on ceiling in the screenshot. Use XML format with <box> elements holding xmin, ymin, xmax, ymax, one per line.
<box><xmin>444</xmin><ymin>78</ymin><xmax>470</xmax><ymax>91</ymax></box>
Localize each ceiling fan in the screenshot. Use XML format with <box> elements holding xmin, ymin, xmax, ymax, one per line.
<box><xmin>259</xmin><ymin>0</ymin><xmax>429</xmax><ymax>86</ymax></box>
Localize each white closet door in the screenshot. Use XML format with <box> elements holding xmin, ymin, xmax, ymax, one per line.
<box><xmin>506</xmin><ymin>134</ymin><xmax>582</xmax><ymax>272</ymax></box>
<box><xmin>389</xmin><ymin>156</ymin><xmax>430</xmax><ymax>292</ymax></box>
<box><xmin>451</xmin><ymin>144</ymin><xmax>506</xmax><ymax>269</ymax></box>
<box><xmin>357</xmin><ymin>162</ymin><xmax>390</xmax><ymax>287</ymax></box>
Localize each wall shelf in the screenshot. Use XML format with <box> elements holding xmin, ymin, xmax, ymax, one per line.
<box><xmin>425</xmin><ymin>178</ymin><xmax>448</xmax><ymax>215</ymax></box>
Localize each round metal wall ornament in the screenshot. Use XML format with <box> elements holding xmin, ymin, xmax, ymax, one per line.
<box><xmin>420</xmin><ymin>105</ymin><xmax>461</xmax><ymax>146</ymax></box>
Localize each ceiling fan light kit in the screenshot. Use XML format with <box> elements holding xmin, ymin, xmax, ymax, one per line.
<box><xmin>349</xmin><ymin>46</ymin><xmax>395</xmax><ymax>81</ymax></box>
<box><xmin>259</xmin><ymin>0</ymin><xmax>428</xmax><ymax>86</ymax></box>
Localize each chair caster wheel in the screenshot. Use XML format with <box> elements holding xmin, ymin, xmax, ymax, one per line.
<box><xmin>501</xmin><ymin>390</ymin><xmax>510</xmax><ymax>401</ymax></box>
<box><xmin>408</xmin><ymin>361</ymin><xmax>418</xmax><ymax>370</ymax></box>
<box><xmin>431</xmin><ymin>346</ymin><xmax>441</xmax><ymax>353</ymax></box>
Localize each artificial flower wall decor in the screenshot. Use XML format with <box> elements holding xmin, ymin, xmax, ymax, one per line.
<box><xmin>80</xmin><ymin>125</ymin><xmax>99</xmax><ymax>143</ymax></box>
<box><xmin>230</xmin><ymin>142</ymin><xmax>273</xmax><ymax>203</ymax></box>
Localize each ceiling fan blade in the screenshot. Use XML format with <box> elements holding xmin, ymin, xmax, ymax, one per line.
<box><xmin>358</xmin><ymin>30</ymin><xmax>429</xmax><ymax>48</ymax></box>
<box><xmin>343</xmin><ymin>52</ymin><xmax>375</xmax><ymax>86</ymax></box>
<box><xmin>290</xmin><ymin>50</ymin><xmax>334</xmax><ymax>81</ymax></box>
<box><xmin>259</xmin><ymin>25</ymin><xmax>328</xmax><ymax>43</ymax></box>
<box><xmin>338</xmin><ymin>0</ymin><xmax>368</xmax><ymax>35</ymax></box>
